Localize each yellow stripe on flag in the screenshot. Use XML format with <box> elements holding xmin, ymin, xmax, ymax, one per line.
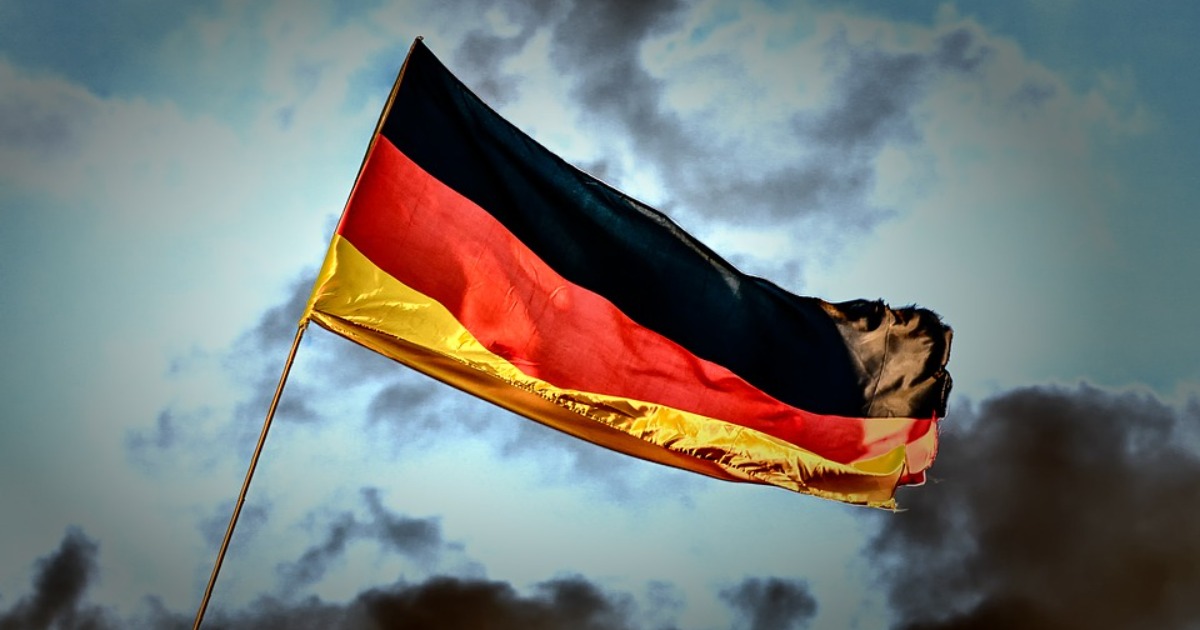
<box><xmin>306</xmin><ymin>235</ymin><xmax>913</xmax><ymax>507</ymax></box>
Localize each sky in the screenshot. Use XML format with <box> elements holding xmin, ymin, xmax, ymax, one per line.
<box><xmin>1</xmin><ymin>1</ymin><xmax>1199</xmax><ymax>628</ymax></box>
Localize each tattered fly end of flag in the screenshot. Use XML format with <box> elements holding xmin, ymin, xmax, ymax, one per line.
<box><xmin>304</xmin><ymin>39</ymin><xmax>952</xmax><ymax>509</ymax></box>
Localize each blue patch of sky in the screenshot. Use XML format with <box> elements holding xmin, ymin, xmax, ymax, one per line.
<box><xmin>965</xmin><ymin>2</ymin><xmax>1200</xmax><ymax>178</ymax></box>
<box><xmin>744</xmin><ymin>0</ymin><xmax>820</xmax><ymax>45</ymax></box>
<box><xmin>809</xmin><ymin>1</ymin><xmax>1200</xmax><ymax>144</ymax></box>
<box><xmin>0</xmin><ymin>192</ymin><xmax>108</xmax><ymax>451</ymax></box>
<box><xmin>807</xmin><ymin>0</ymin><xmax>1200</xmax><ymax>390</ymax></box>
<box><xmin>965</xmin><ymin>2</ymin><xmax>1200</xmax><ymax>389</ymax></box>
<box><xmin>808</xmin><ymin>0</ymin><xmax>936</xmax><ymax>24</ymax></box>
<box><xmin>342</xmin><ymin>40</ymin><xmax>414</xmax><ymax>116</ymax></box>
<box><xmin>0</xmin><ymin>0</ymin><xmax>220</xmax><ymax>97</ymax></box>
<box><xmin>688</xmin><ymin>2</ymin><xmax>739</xmax><ymax>45</ymax></box>
<box><xmin>0</xmin><ymin>1</ymin><xmax>366</xmax><ymax>128</ymax></box>
<box><xmin>330</xmin><ymin>0</ymin><xmax>384</xmax><ymax>27</ymax></box>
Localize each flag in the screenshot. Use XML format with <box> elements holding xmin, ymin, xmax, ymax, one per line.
<box><xmin>303</xmin><ymin>39</ymin><xmax>952</xmax><ymax>508</ymax></box>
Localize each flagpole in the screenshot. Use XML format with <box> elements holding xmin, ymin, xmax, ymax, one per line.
<box><xmin>191</xmin><ymin>319</ymin><xmax>308</xmax><ymax>630</ymax></box>
<box><xmin>190</xmin><ymin>36</ymin><xmax>424</xmax><ymax>629</ymax></box>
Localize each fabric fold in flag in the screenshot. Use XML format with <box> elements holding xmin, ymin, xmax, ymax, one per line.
<box><xmin>304</xmin><ymin>38</ymin><xmax>952</xmax><ymax>508</ymax></box>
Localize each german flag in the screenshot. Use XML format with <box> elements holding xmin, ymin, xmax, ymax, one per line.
<box><xmin>303</xmin><ymin>39</ymin><xmax>952</xmax><ymax>508</ymax></box>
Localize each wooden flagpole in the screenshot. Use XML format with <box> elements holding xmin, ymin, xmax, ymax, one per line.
<box><xmin>191</xmin><ymin>319</ymin><xmax>308</xmax><ymax>630</ymax></box>
<box><xmin>190</xmin><ymin>35</ymin><xmax>424</xmax><ymax>629</ymax></box>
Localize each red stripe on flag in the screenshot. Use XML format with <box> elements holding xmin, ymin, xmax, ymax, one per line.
<box><xmin>338</xmin><ymin>137</ymin><xmax>932</xmax><ymax>466</ymax></box>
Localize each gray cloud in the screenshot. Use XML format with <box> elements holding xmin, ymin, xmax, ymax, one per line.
<box><xmin>448</xmin><ymin>0</ymin><xmax>562</xmax><ymax>107</ymax></box>
<box><xmin>540</xmin><ymin>10</ymin><xmax>992</xmax><ymax>231</ymax></box>
<box><xmin>223</xmin><ymin>274</ymin><xmax>321</xmax><ymax>434</ymax></box>
<box><xmin>550</xmin><ymin>0</ymin><xmax>687</xmax><ymax>142</ymax></box>
<box><xmin>0</xmin><ymin>527</ymin><xmax>116</xmax><ymax>630</ymax></box>
<box><xmin>200</xmin><ymin>499</ymin><xmax>271</xmax><ymax>551</ymax></box>
<box><xmin>494</xmin><ymin>415</ymin><xmax>689</xmax><ymax>500</ymax></box>
<box><xmin>807</xmin><ymin>43</ymin><xmax>928</xmax><ymax>151</ymax></box>
<box><xmin>692</xmin><ymin>27</ymin><xmax>987</xmax><ymax>227</ymax></box>
<box><xmin>366</xmin><ymin>376</ymin><xmax>450</xmax><ymax>431</ymax></box>
<box><xmin>720</xmin><ymin>577</ymin><xmax>818</xmax><ymax>630</ymax></box>
<box><xmin>0</xmin><ymin>531</ymin><xmax>651</xmax><ymax>630</ymax></box>
<box><xmin>364</xmin><ymin>375</ymin><xmax>691</xmax><ymax>501</ymax></box>
<box><xmin>453</xmin><ymin>30</ymin><xmax>529</xmax><ymax>104</ymax></box>
<box><xmin>870</xmin><ymin>385</ymin><xmax>1200</xmax><ymax>630</ymax></box>
<box><xmin>125</xmin><ymin>274</ymin><xmax>321</xmax><ymax>471</ymax></box>
<box><xmin>642</xmin><ymin>580</ymin><xmax>685</xmax><ymax>629</ymax></box>
<box><xmin>3</xmin><ymin>528</ymin><xmax>851</xmax><ymax>630</ymax></box>
<box><xmin>1009</xmin><ymin>80</ymin><xmax>1057</xmax><ymax>111</ymax></box>
<box><xmin>547</xmin><ymin>0</ymin><xmax>698</xmax><ymax>202</ymax></box>
<box><xmin>276</xmin><ymin>487</ymin><xmax>453</xmax><ymax>592</ymax></box>
<box><xmin>0</xmin><ymin>84</ymin><xmax>87</xmax><ymax>160</ymax></box>
<box><xmin>349</xmin><ymin>575</ymin><xmax>637</xmax><ymax>630</ymax></box>
<box><xmin>188</xmin><ymin>574</ymin><xmax>638</xmax><ymax>630</ymax></box>
<box><xmin>360</xmin><ymin>357</ymin><xmax>720</xmax><ymax>501</ymax></box>
<box><xmin>126</xmin><ymin>409</ymin><xmax>186</xmax><ymax>457</ymax></box>
<box><xmin>239</xmin><ymin>273</ymin><xmax>316</xmax><ymax>358</ymax></box>
<box><xmin>125</xmin><ymin>272</ymin><xmax>403</xmax><ymax>467</ymax></box>
<box><xmin>931</xmin><ymin>27</ymin><xmax>991</xmax><ymax>74</ymax></box>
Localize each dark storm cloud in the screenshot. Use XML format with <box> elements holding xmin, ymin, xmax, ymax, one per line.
<box><xmin>807</xmin><ymin>44</ymin><xmax>928</xmax><ymax>151</ymax></box>
<box><xmin>5</xmin><ymin>530</ymin><xmax>835</xmax><ymax>629</ymax></box>
<box><xmin>550</xmin><ymin>0</ymin><xmax>688</xmax><ymax>145</ymax></box>
<box><xmin>720</xmin><ymin>577</ymin><xmax>818</xmax><ymax>630</ymax></box>
<box><xmin>817</xmin><ymin>27</ymin><xmax>989</xmax><ymax>150</ymax></box>
<box><xmin>871</xmin><ymin>385</ymin><xmax>1200</xmax><ymax>630</ymax></box>
<box><xmin>0</xmin><ymin>528</ymin><xmax>116</xmax><ymax>630</ymax></box>
<box><xmin>548</xmin><ymin>0</ymin><xmax>698</xmax><ymax>199</ymax></box>
<box><xmin>179</xmin><ymin>575</ymin><xmax>637</xmax><ymax>630</ymax></box>
<box><xmin>447</xmin><ymin>0</ymin><xmax>562</xmax><ymax>105</ymax></box>
<box><xmin>277</xmin><ymin>487</ymin><xmax>452</xmax><ymax>591</ymax></box>
<box><xmin>438</xmin><ymin>0</ymin><xmax>685</xmax><ymax>141</ymax></box>
<box><xmin>1</xmin><ymin>532</ymin><xmax>641</xmax><ymax>630</ymax></box>
<box><xmin>352</xmin><ymin>575</ymin><xmax>636</xmax><ymax>630</ymax></box>
<box><xmin>453</xmin><ymin>29</ymin><xmax>530</xmax><ymax>103</ymax></box>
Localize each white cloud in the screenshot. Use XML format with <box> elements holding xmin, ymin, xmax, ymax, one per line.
<box><xmin>806</xmin><ymin>15</ymin><xmax>1151</xmax><ymax>396</ymax></box>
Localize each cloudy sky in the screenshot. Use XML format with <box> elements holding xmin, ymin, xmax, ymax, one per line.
<box><xmin>2</xmin><ymin>1</ymin><xmax>1199</xmax><ymax>628</ymax></box>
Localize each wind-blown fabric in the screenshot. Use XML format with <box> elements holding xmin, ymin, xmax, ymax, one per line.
<box><xmin>304</xmin><ymin>39</ymin><xmax>952</xmax><ymax>508</ymax></box>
